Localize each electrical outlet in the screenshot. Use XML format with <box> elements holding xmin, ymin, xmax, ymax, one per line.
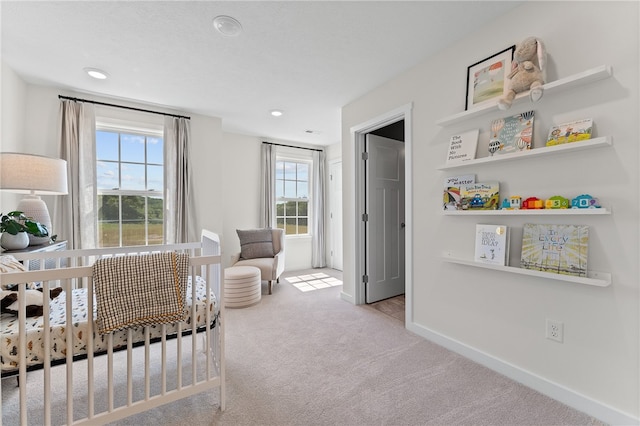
<box><xmin>546</xmin><ymin>319</ymin><xmax>564</xmax><ymax>343</ymax></box>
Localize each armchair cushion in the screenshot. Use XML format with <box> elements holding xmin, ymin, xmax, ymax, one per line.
<box><xmin>237</xmin><ymin>229</ymin><xmax>275</xmax><ymax>260</ymax></box>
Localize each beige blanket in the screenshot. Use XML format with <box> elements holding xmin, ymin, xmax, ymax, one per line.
<box><xmin>93</xmin><ymin>252</ymin><xmax>189</xmax><ymax>335</ymax></box>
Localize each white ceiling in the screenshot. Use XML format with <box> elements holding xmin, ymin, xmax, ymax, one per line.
<box><xmin>1</xmin><ymin>1</ymin><xmax>522</xmax><ymax>146</ymax></box>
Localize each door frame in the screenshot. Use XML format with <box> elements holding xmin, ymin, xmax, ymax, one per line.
<box><xmin>328</xmin><ymin>158</ymin><xmax>343</xmax><ymax>271</ymax></box>
<box><xmin>351</xmin><ymin>103</ymin><xmax>413</xmax><ymax>317</ymax></box>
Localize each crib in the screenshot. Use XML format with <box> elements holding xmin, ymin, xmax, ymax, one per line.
<box><xmin>0</xmin><ymin>230</ymin><xmax>225</xmax><ymax>425</ymax></box>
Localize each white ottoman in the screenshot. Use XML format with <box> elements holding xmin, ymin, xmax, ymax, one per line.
<box><xmin>224</xmin><ymin>266</ymin><xmax>261</xmax><ymax>308</ymax></box>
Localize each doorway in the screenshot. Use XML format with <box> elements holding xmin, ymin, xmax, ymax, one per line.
<box><xmin>351</xmin><ymin>103</ymin><xmax>413</xmax><ymax>315</ymax></box>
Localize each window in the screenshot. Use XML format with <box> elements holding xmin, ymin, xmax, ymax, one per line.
<box><xmin>275</xmin><ymin>160</ymin><xmax>310</xmax><ymax>235</ymax></box>
<box><xmin>95</xmin><ymin>127</ymin><xmax>164</xmax><ymax>247</ymax></box>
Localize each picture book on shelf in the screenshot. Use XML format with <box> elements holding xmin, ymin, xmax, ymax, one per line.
<box><xmin>489</xmin><ymin>110</ymin><xmax>534</xmax><ymax>155</ymax></box>
<box><xmin>446</xmin><ymin>129</ymin><xmax>479</xmax><ymax>164</ymax></box>
<box><xmin>443</xmin><ymin>174</ymin><xmax>475</xmax><ymax>210</ymax></box>
<box><xmin>546</xmin><ymin>118</ymin><xmax>593</xmax><ymax>146</ymax></box>
<box><xmin>460</xmin><ymin>182</ymin><xmax>500</xmax><ymax>210</ymax></box>
<box><xmin>475</xmin><ymin>224</ymin><xmax>510</xmax><ymax>266</ymax></box>
<box><xmin>520</xmin><ymin>224</ymin><xmax>589</xmax><ymax>277</ymax></box>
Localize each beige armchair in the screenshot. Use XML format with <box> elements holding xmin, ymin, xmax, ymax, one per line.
<box><xmin>231</xmin><ymin>228</ymin><xmax>285</xmax><ymax>294</ymax></box>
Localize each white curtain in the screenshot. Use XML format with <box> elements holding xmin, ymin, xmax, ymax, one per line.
<box><xmin>54</xmin><ymin>100</ymin><xmax>97</xmax><ymax>249</ymax></box>
<box><xmin>260</xmin><ymin>143</ymin><xmax>276</xmax><ymax>228</ymax></box>
<box><xmin>311</xmin><ymin>150</ymin><xmax>326</xmax><ymax>267</ymax></box>
<box><xmin>164</xmin><ymin>117</ymin><xmax>195</xmax><ymax>243</ymax></box>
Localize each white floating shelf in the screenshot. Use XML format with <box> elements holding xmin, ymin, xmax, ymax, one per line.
<box><xmin>436</xmin><ymin>65</ymin><xmax>613</xmax><ymax>127</ymax></box>
<box><xmin>441</xmin><ymin>253</ymin><xmax>611</xmax><ymax>287</ymax></box>
<box><xmin>443</xmin><ymin>207</ymin><xmax>611</xmax><ymax>216</ymax></box>
<box><xmin>438</xmin><ymin>136</ymin><xmax>612</xmax><ymax>170</ymax></box>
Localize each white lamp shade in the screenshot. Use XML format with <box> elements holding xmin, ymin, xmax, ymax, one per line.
<box><xmin>1</xmin><ymin>152</ymin><xmax>68</xmax><ymax>246</ymax></box>
<box><xmin>0</xmin><ymin>152</ymin><xmax>68</xmax><ymax>195</ymax></box>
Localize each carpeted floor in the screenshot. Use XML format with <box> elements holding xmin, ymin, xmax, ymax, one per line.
<box><xmin>3</xmin><ymin>268</ymin><xmax>604</xmax><ymax>425</ymax></box>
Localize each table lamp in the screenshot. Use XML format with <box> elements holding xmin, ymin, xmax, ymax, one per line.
<box><xmin>0</xmin><ymin>152</ymin><xmax>68</xmax><ymax>245</ymax></box>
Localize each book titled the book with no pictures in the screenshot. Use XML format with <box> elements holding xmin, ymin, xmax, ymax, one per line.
<box><xmin>446</xmin><ymin>129</ymin><xmax>479</xmax><ymax>164</ymax></box>
<box><xmin>474</xmin><ymin>224</ymin><xmax>509</xmax><ymax>266</ymax></box>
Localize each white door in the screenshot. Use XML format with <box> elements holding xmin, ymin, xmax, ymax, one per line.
<box><xmin>329</xmin><ymin>160</ymin><xmax>343</xmax><ymax>271</ymax></box>
<box><xmin>365</xmin><ymin>134</ymin><xmax>405</xmax><ymax>303</ymax></box>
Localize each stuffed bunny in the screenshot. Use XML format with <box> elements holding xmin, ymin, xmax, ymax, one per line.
<box><xmin>498</xmin><ymin>37</ymin><xmax>546</xmax><ymax>110</ymax></box>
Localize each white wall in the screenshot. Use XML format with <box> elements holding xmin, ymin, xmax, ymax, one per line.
<box><xmin>342</xmin><ymin>1</ymin><xmax>638</xmax><ymax>423</ymax></box>
<box><xmin>0</xmin><ymin>62</ymin><xmax>27</xmax><ymax>211</ymax></box>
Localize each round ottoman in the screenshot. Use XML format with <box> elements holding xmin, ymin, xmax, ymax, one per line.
<box><xmin>224</xmin><ymin>266</ymin><xmax>261</xmax><ymax>308</ymax></box>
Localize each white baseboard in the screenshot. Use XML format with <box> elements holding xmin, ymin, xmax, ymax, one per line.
<box><xmin>340</xmin><ymin>291</ymin><xmax>354</xmax><ymax>304</ymax></box>
<box><xmin>406</xmin><ymin>321</ymin><xmax>639</xmax><ymax>426</ymax></box>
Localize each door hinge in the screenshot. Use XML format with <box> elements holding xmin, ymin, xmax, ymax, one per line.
<box><xmin>363</xmin><ymin>274</ymin><xmax>369</xmax><ymax>284</ymax></box>
<box><xmin>362</xmin><ymin>152</ymin><xmax>369</xmax><ymax>161</ymax></box>
<box><xmin>362</xmin><ymin>213</ymin><xmax>368</xmax><ymax>222</ymax></box>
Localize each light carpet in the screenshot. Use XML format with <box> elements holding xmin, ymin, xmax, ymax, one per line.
<box><xmin>3</xmin><ymin>268</ymin><xmax>604</xmax><ymax>425</ymax></box>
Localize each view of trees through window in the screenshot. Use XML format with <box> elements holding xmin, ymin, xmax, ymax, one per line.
<box><xmin>96</xmin><ymin>128</ymin><xmax>164</xmax><ymax>247</ymax></box>
<box><xmin>275</xmin><ymin>160</ymin><xmax>310</xmax><ymax>235</ymax></box>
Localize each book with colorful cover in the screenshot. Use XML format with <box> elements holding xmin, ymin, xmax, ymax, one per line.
<box><xmin>460</xmin><ymin>182</ymin><xmax>500</xmax><ymax>210</ymax></box>
<box><xmin>443</xmin><ymin>174</ymin><xmax>475</xmax><ymax>210</ymax></box>
<box><xmin>489</xmin><ymin>110</ymin><xmax>534</xmax><ymax>155</ymax></box>
<box><xmin>520</xmin><ymin>224</ymin><xmax>589</xmax><ymax>277</ymax></box>
<box><xmin>446</xmin><ymin>129</ymin><xmax>479</xmax><ymax>164</ymax></box>
<box><xmin>546</xmin><ymin>118</ymin><xmax>593</xmax><ymax>146</ymax></box>
<box><xmin>474</xmin><ymin>224</ymin><xmax>510</xmax><ymax>266</ymax></box>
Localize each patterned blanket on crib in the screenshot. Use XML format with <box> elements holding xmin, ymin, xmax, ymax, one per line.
<box><xmin>0</xmin><ymin>276</ymin><xmax>216</xmax><ymax>372</ymax></box>
<box><xmin>93</xmin><ymin>252</ymin><xmax>190</xmax><ymax>334</ymax></box>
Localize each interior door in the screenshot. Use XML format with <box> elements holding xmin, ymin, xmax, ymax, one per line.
<box><xmin>365</xmin><ymin>134</ymin><xmax>405</xmax><ymax>303</ymax></box>
<box><xmin>329</xmin><ymin>161</ymin><xmax>343</xmax><ymax>271</ymax></box>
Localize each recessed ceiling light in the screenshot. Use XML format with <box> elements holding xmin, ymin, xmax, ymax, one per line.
<box><xmin>84</xmin><ymin>67</ymin><xmax>108</xmax><ymax>80</ymax></box>
<box><xmin>213</xmin><ymin>15</ymin><xmax>243</xmax><ymax>37</ymax></box>
<box><xmin>270</xmin><ymin>110</ymin><xmax>283</xmax><ymax>117</ymax></box>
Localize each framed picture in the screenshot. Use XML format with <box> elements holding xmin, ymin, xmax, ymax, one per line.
<box><xmin>465</xmin><ymin>45</ymin><xmax>515</xmax><ymax>110</ymax></box>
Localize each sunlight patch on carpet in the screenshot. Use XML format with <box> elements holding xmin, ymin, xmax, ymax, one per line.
<box><xmin>285</xmin><ymin>272</ymin><xmax>343</xmax><ymax>292</ymax></box>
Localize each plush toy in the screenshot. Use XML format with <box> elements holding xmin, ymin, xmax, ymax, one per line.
<box><xmin>498</xmin><ymin>36</ymin><xmax>547</xmax><ymax>110</ymax></box>
<box><xmin>0</xmin><ymin>287</ymin><xmax>63</xmax><ymax>317</ymax></box>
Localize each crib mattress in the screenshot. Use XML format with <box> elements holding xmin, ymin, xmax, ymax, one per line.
<box><xmin>1</xmin><ymin>276</ymin><xmax>216</xmax><ymax>371</ymax></box>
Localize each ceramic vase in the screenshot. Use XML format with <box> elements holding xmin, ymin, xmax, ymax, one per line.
<box><xmin>1</xmin><ymin>232</ymin><xmax>29</xmax><ymax>250</ymax></box>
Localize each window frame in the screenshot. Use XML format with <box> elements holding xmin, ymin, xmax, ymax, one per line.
<box><xmin>95</xmin><ymin>120</ymin><xmax>165</xmax><ymax>247</ymax></box>
<box><xmin>274</xmin><ymin>153</ymin><xmax>313</xmax><ymax>237</ymax></box>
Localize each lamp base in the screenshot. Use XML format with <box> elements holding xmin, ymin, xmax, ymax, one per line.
<box><xmin>16</xmin><ymin>196</ymin><xmax>52</xmax><ymax>246</ymax></box>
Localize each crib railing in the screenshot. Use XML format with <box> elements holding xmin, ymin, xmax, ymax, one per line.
<box><xmin>0</xmin><ymin>230</ymin><xmax>224</xmax><ymax>425</ymax></box>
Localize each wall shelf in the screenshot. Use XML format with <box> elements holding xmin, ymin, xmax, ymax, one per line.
<box><xmin>438</xmin><ymin>136</ymin><xmax>612</xmax><ymax>170</ymax></box>
<box><xmin>436</xmin><ymin>65</ymin><xmax>613</xmax><ymax>127</ymax></box>
<box><xmin>443</xmin><ymin>208</ymin><xmax>611</xmax><ymax>216</ymax></box>
<box><xmin>441</xmin><ymin>253</ymin><xmax>612</xmax><ymax>287</ymax></box>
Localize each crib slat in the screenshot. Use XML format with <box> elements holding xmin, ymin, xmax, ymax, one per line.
<box><xmin>177</xmin><ymin>322</ymin><xmax>183</xmax><ymax>389</ymax></box>
<box><xmin>191</xmin><ymin>267</ymin><xmax>197</xmax><ymax>386</ymax></box>
<box><xmin>43</xmin><ymin>279</ymin><xmax>52</xmax><ymax>426</ymax></box>
<box><xmin>18</xmin><ymin>285</ymin><xmax>27</xmax><ymax>426</ymax></box>
<box><xmin>145</xmin><ymin>327</ymin><xmax>151</xmax><ymax>400</ymax></box>
<box><xmin>108</xmin><ymin>333</ymin><xmax>114</xmax><ymax>411</ymax></box>
<box><xmin>161</xmin><ymin>324</ymin><xmax>167</xmax><ymax>395</ymax></box>
<box><xmin>127</xmin><ymin>328</ymin><xmax>133</xmax><ymax>406</ymax></box>
<box><xmin>66</xmin><ymin>283</ymin><xmax>74</xmax><ymax>425</ymax></box>
<box><xmin>87</xmin><ymin>276</ymin><xmax>96</xmax><ymax>419</ymax></box>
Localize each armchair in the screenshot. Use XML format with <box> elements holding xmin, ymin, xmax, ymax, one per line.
<box><xmin>231</xmin><ymin>228</ymin><xmax>285</xmax><ymax>294</ymax></box>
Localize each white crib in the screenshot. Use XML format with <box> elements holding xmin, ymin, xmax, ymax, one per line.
<box><xmin>0</xmin><ymin>230</ymin><xmax>225</xmax><ymax>425</ymax></box>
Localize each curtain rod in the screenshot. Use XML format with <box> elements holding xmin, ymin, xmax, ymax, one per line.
<box><xmin>58</xmin><ymin>95</ymin><xmax>190</xmax><ymax>120</ymax></box>
<box><xmin>262</xmin><ymin>141</ymin><xmax>323</xmax><ymax>152</ymax></box>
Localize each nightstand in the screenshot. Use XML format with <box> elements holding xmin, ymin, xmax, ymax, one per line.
<box><xmin>2</xmin><ymin>240</ymin><xmax>68</xmax><ymax>270</ymax></box>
